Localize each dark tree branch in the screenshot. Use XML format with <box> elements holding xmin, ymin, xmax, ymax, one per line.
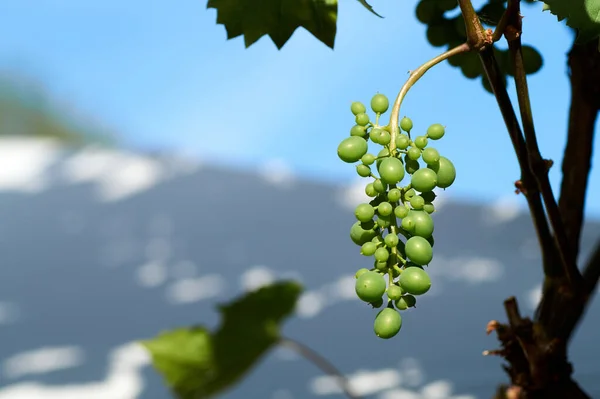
<box><xmin>558</xmin><ymin>39</ymin><xmax>600</xmax><ymax>265</ymax></box>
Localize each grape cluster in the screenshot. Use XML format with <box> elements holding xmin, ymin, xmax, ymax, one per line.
<box><xmin>337</xmin><ymin>93</ymin><xmax>456</xmax><ymax>339</ymax></box>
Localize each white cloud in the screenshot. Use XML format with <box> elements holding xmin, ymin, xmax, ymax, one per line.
<box><xmin>240</xmin><ymin>266</ymin><xmax>276</xmax><ymax>292</ymax></box>
<box><xmin>310</xmin><ymin>369</ymin><xmax>402</xmax><ymax>397</ymax></box>
<box><xmin>482</xmin><ymin>195</ymin><xmax>523</xmax><ymax>225</ymax></box>
<box><xmin>0</xmin><ymin>137</ymin><xmax>62</xmax><ymax>193</ymax></box>
<box><xmin>398</xmin><ymin>358</ymin><xmax>424</xmax><ymax>388</ymax></box>
<box><xmin>0</xmin><ymin>342</ymin><xmax>149</xmax><ymax>399</ymax></box>
<box><xmin>135</xmin><ymin>261</ymin><xmax>168</xmax><ymax>288</ymax></box>
<box><xmin>2</xmin><ymin>346</ymin><xmax>85</xmax><ymax>379</ymax></box>
<box><xmin>296</xmin><ymin>291</ymin><xmax>326</xmax><ymax>318</ymax></box>
<box><xmin>380</xmin><ymin>389</ymin><xmax>421</xmax><ymax>399</ymax></box>
<box><xmin>258</xmin><ymin>158</ymin><xmax>295</xmax><ymax>188</ymax></box>
<box><xmin>335</xmin><ymin>179</ymin><xmax>370</xmax><ymax>210</ymax></box>
<box><xmin>327</xmin><ymin>275</ymin><xmax>356</xmax><ymax>301</ymax></box>
<box><xmin>526</xmin><ymin>284</ymin><xmax>542</xmax><ymax>310</ymax></box>
<box><xmin>61</xmin><ymin>146</ymin><xmax>166</xmax><ymax>202</ymax></box>
<box><xmin>420</xmin><ymin>380</ymin><xmax>453</xmax><ymax>399</ymax></box>
<box><xmin>165</xmin><ymin>275</ymin><xmax>225</xmax><ymax>304</ymax></box>
<box><xmin>429</xmin><ymin>256</ymin><xmax>504</xmax><ymax>284</ymax></box>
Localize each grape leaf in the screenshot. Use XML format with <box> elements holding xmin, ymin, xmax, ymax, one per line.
<box><xmin>542</xmin><ymin>0</ymin><xmax>600</xmax><ymax>43</ymax></box>
<box><xmin>356</xmin><ymin>0</ymin><xmax>384</xmax><ymax>18</ymax></box>
<box><xmin>206</xmin><ymin>0</ymin><xmax>338</xmax><ymax>49</ymax></box>
<box><xmin>142</xmin><ymin>281</ymin><xmax>303</xmax><ymax>399</ymax></box>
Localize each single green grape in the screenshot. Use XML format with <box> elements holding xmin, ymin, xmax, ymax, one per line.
<box><xmin>350</xmin><ymin>125</ymin><xmax>367</xmax><ymax>138</ymax></box>
<box><xmin>370</xmin><ymin>297</ymin><xmax>384</xmax><ymax>308</ymax></box>
<box><xmin>355</xmin><ymin>113</ymin><xmax>370</xmax><ymax>126</ymax></box>
<box><xmin>414</xmin><ymin>136</ymin><xmax>428</xmax><ymax>149</ymax></box>
<box><xmin>395</xmin><ymin>294</ymin><xmax>417</xmax><ymax>310</ymax></box>
<box><xmin>400</xmin><ymin>117</ymin><xmax>413</xmax><ymax>132</ymax></box>
<box><xmin>387</xmin><ymin>188</ymin><xmax>401</xmax><ymax>202</ymax></box>
<box><xmin>338</xmin><ymin>137</ymin><xmax>368</xmax><ymax>163</ymax></box>
<box><xmin>351</xmin><ymin>101</ymin><xmax>367</xmax><ymax>115</ymax></box>
<box><xmin>427</xmin><ymin>123</ymin><xmax>445</xmax><ymax>140</ymax></box>
<box><xmin>410</xmin><ymin>195</ymin><xmax>425</xmax><ymax>210</ymax></box>
<box><xmin>355</xmin><ymin>268</ymin><xmax>370</xmax><ymax>278</ymax></box>
<box><xmin>362</xmin><ymin>153</ymin><xmax>376</xmax><ymax>165</ymax></box>
<box><xmin>422</xmin><ymin>148</ymin><xmax>440</xmax><ymax>165</ymax></box>
<box><xmin>401</xmin><ymin>216</ymin><xmax>415</xmax><ymax>232</ymax></box>
<box><xmin>405</xmin><ymin>158</ymin><xmax>420</xmax><ymax>174</ymax></box>
<box><xmin>355</xmin><ymin>203</ymin><xmax>375</xmax><ymax>222</ymax></box>
<box><xmin>356</xmin><ymin>164</ymin><xmax>371</xmax><ymax>177</ymax></box>
<box><xmin>423</xmin><ymin>203</ymin><xmax>435</xmax><ymax>214</ymax></box>
<box><xmin>408</xmin><ymin>210</ymin><xmax>434</xmax><ymax>238</ymax></box>
<box><xmin>374</xmin><ymin>247</ymin><xmax>390</xmax><ymax>262</ymax></box>
<box><xmin>379</xmin><ymin>130</ymin><xmax>391</xmax><ymax>145</ymax></box>
<box><xmin>378</xmin><ymin>157</ymin><xmax>405</xmax><ymax>184</ymax></box>
<box><xmin>365</xmin><ymin>183</ymin><xmax>377</xmax><ymax>197</ymax></box>
<box><xmin>375</xmin><ymin>260</ymin><xmax>388</xmax><ymax>271</ymax></box>
<box><xmin>371</xmin><ymin>234</ymin><xmax>384</xmax><ymax>245</ymax></box>
<box><xmin>355</xmin><ymin>271</ymin><xmax>386</xmax><ymax>302</ymax></box>
<box><xmin>376</xmin><ymin>215</ymin><xmax>392</xmax><ymax>228</ymax></box>
<box><xmin>399</xmin><ymin>266</ymin><xmax>431</xmax><ymax>295</ymax></box>
<box><xmin>421</xmin><ymin>191</ymin><xmax>436</xmax><ymax>203</ymax></box>
<box><xmin>376</xmin><ymin>149</ymin><xmax>390</xmax><ymax>168</ymax></box>
<box><xmin>384</xmin><ymin>233</ymin><xmax>399</xmax><ymax>248</ymax></box>
<box><xmin>429</xmin><ymin>156</ymin><xmax>456</xmax><ymax>188</ymax></box>
<box><xmin>411</xmin><ymin>168</ymin><xmax>438</xmax><ymax>192</ymax></box>
<box><xmin>361</xmin><ymin>241</ymin><xmax>378</xmax><ymax>256</ymax></box>
<box><xmin>407</xmin><ymin>147</ymin><xmax>421</xmax><ymax>161</ymax></box>
<box><xmin>374</xmin><ymin>308</ymin><xmax>402</xmax><ymax>339</ymax></box>
<box><xmin>350</xmin><ymin>221</ymin><xmax>377</xmax><ymax>245</ymax></box>
<box><xmin>373</xmin><ymin>179</ymin><xmax>386</xmax><ymax>193</ymax></box>
<box><xmin>370</xmin><ymin>128</ymin><xmax>383</xmax><ymax>144</ymax></box>
<box><xmin>387</xmin><ymin>284</ymin><xmax>403</xmax><ymax>301</ymax></box>
<box><xmin>404</xmin><ymin>188</ymin><xmax>416</xmax><ymax>200</ymax></box>
<box><xmin>371</xmin><ymin>93</ymin><xmax>390</xmax><ymax>114</ymax></box>
<box><xmin>405</xmin><ymin>236</ymin><xmax>433</xmax><ymax>265</ymax></box>
<box><xmin>394</xmin><ymin>205</ymin><xmax>409</xmax><ymax>218</ymax></box>
<box><xmin>396</xmin><ymin>134</ymin><xmax>410</xmax><ymax>150</ymax></box>
<box><xmin>378</xmin><ymin>202</ymin><xmax>393</xmax><ymax>216</ymax></box>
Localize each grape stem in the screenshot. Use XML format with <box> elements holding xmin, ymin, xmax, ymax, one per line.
<box><xmin>388</xmin><ymin>43</ymin><xmax>470</xmax><ymax>152</ymax></box>
<box><xmin>279</xmin><ymin>337</ymin><xmax>359</xmax><ymax>399</ymax></box>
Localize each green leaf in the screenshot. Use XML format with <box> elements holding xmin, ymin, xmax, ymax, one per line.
<box><xmin>142</xmin><ymin>281</ymin><xmax>303</xmax><ymax>399</ymax></box>
<box><xmin>206</xmin><ymin>0</ymin><xmax>338</xmax><ymax>49</ymax></box>
<box><xmin>356</xmin><ymin>0</ymin><xmax>383</xmax><ymax>18</ymax></box>
<box><xmin>542</xmin><ymin>0</ymin><xmax>600</xmax><ymax>43</ymax></box>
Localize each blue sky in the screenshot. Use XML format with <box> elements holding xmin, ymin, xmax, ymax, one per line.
<box><xmin>1</xmin><ymin>0</ymin><xmax>599</xmax><ymax>218</ymax></box>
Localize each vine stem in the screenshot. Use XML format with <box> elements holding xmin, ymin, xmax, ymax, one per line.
<box><xmin>388</xmin><ymin>43</ymin><xmax>470</xmax><ymax>148</ymax></box>
<box><xmin>279</xmin><ymin>337</ymin><xmax>359</xmax><ymax>399</ymax></box>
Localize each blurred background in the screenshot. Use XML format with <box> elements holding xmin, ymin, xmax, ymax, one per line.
<box><xmin>0</xmin><ymin>1</ymin><xmax>599</xmax><ymax>398</ymax></box>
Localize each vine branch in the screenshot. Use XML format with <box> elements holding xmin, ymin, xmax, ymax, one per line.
<box><xmin>279</xmin><ymin>337</ymin><xmax>359</xmax><ymax>399</ymax></box>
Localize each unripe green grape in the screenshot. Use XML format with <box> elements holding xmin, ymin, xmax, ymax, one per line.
<box><xmin>362</xmin><ymin>153</ymin><xmax>376</xmax><ymax>165</ymax></box>
<box><xmin>351</xmin><ymin>101</ymin><xmax>366</xmax><ymax>115</ymax></box>
<box><xmin>338</xmin><ymin>137</ymin><xmax>368</xmax><ymax>163</ymax></box>
<box><xmin>371</xmin><ymin>234</ymin><xmax>384</xmax><ymax>245</ymax></box>
<box><xmin>355</xmin><ymin>271</ymin><xmax>386</xmax><ymax>302</ymax></box>
<box><xmin>370</xmin><ymin>297</ymin><xmax>384</xmax><ymax>308</ymax></box>
<box><xmin>365</xmin><ymin>183</ymin><xmax>377</xmax><ymax>197</ymax></box>
<box><xmin>374</xmin><ymin>308</ymin><xmax>402</xmax><ymax>339</ymax></box>
<box><xmin>379</xmin><ymin>130</ymin><xmax>391</xmax><ymax>145</ymax></box>
<box><xmin>405</xmin><ymin>158</ymin><xmax>420</xmax><ymax>174</ymax></box>
<box><xmin>384</xmin><ymin>233</ymin><xmax>399</xmax><ymax>248</ymax></box>
<box><xmin>376</xmin><ymin>215</ymin><xmax>392</xmax><ymax>228</ymax></box>
<box><xmin>395</xmin><ymin>294</ymin><xmax>417</xmax><ymax>310</ymax></box>
<box><xmin>404</xmin><ymin>188</ymin><xmax>416</xmax><ymax>200</ymax></box>
<box><xmin>361</xmin><ymin>219</ymin><xmax>376</xmax><ymax>230</ymax></box>
<box><xmin>370</xmin><ymin>128</ymin><xmax>383</xmax><ymax>144</ymax></box>
<box><xmin>350</xmin><ymin>125</ymin><xmax>367</xmax><ymax>138</ymax></box>
<box><xmin>356</xmin><ymin>164</ymin><xmax>371</xmax><ymax>177</ymax></box>
<box><xmin>396</xmin><ymin>135</ymin><xmax>410</xmax><ymax>150</ymax></box>
<box><xmin>399</xmin><ymin>266</ymin><xmax>431</xmax><ymax>295</ymax></box>
<box><xmin>374</xmin><ymin>247</ymin><xmax>390</xmax><ymax>262</ymax></box>
<box><xmin>387</xmin><ymin>188</ymin><xmax>401</xmax><ymax>202</ymax></box>
<box><xmin>400</xmin><ymin>116</ymin><xmax>413</xmax><ymax>132</ymax></box>
<box><xmin>410</xmin><ymin>195</ymin><xmax>425</xmax><ymax>210</ymax></box>
<box><xmin>394</xmin><ymin>205</ymin><xmax>409</xmax><ymax>218</ymax></box>
<box><xmin>426</xmin><ymin>123</ymin><xmax>445</xmax><ymax>140</ymax></box>
<box><xmin>407</xmin><ymin>147</ymin><xmax>421</xmax><ymax>161</ymax></box>
<box><xmin>408</xmin><ymin>210</ymin><xmax>434</xmax><ymax>238</ymax></box>
<box><xmin>376</xmin><ymin>149</ymin><xmax>390</xmax><ymax>168</ymax></box>
<box><xmin>350</xmin><ymin>221</ymin><xmax>377</xmax><ymax>245</ymax></box>
<box><xmin>429</xmin><ymin>156</ymin><xmax>456</xmax><ymax>188</ymax></box>
<box><xmin>361</xmin><ymin>241</ymin><xmax>378</xmax><ymax>256</ymax></box>
<box><xmin>378</xmin><ymin>157</ymin><xmax>405</xmax><ymax>184</ymax></box>
<box><xmin>375</xmin><ymin>260</ymin><xmax>387</xmax><ymax>271</ymax></box>
<box><xmin>378</xmin><ymin>201</ymin><xmax>393</xmax><ymax>216</ymax></box>
<box><xmin>405</xmin><ymin>236</ymin><xmax>433</xmax><ymax>265</ymax></box>
<box><xmin>373</xmin><ymin>179</ymin><xmax>386</xmax><ymax>193</ymax></box>
<box><xmin>371</xmin><ymin>93</ymin><xmax>389</xmax><ymax>114</ymax></box>
<box><xmin>421</xmin><ymin>191</ymin><xmax>436</xmax><ymax>203</ymax></box>
<box><xmin>355</xmin><ymin>113</ymin><xmax>370</xmax><ymax>126</ymax></box>
<box><xmin>423</xmin><ymin>203</ymin><xmax>435</xmax><ymax>214</ymax></box>
<box><xmin>411</xmin><ymin>168</ymin><xmax>438</xmax><ymax>192</ymax></box>
<box><xmin>355</xmin><ymin>203</ymin><xmax>375</xmax><ymax>222</ymax></box>
<box><xmin>414</xmin><ymin>136</ymin><xmax>428</xmax><ymax>149</ymax></box>
<box><xmin>355</xmin><ymin>268</ymin><xmax>370</xmax><ymax>278</ymax></box>
<box><xmin>401</xmin><ymin>216</ymin><xmax>415</xmax><ymax>232</ymax></box>
<box><xmin>387</xmin><ymin>284</ymin><xmax>403</xmax><ymax>301</ymax></box>
<box><xmin>422</xmin><ymin>147</ymin><xmax>440</xmax><ymax>165</ymax></box>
